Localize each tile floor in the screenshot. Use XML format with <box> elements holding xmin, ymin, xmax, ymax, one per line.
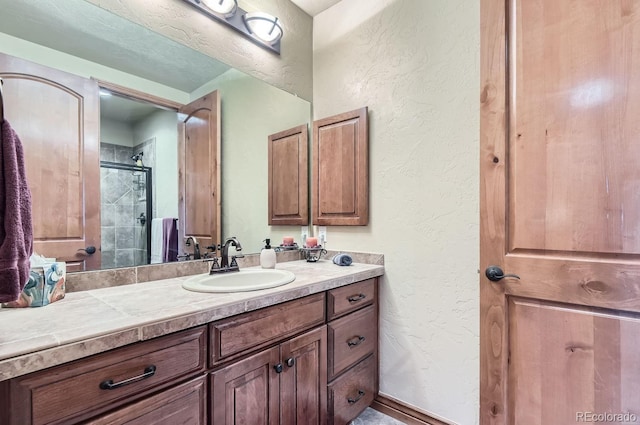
<box><xmin>350</xmin><ymin>407</ymin><xmax>406</xmax><ymax>424</ymax></box>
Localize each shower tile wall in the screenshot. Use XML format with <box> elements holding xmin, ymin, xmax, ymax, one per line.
<box><xmin>100</xmin><ymin>142</ymin><xmax>155</xmax><ymax>269</ymax></box>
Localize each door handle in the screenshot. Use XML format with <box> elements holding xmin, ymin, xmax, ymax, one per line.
<box><xmin>485</xmin><ymin>266</ymin><xmax>520</xmax><ymax>282</ymax></box>
<box><xmin>78</xmin><ymin>246</ymin><xmax>97</xmax><ymax>255</ymax></box>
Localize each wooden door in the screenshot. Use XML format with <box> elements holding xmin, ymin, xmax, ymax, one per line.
<box><xmin>178</xmin><ymin>91</ymin><xmax>220</xmax><ymax>255</ymax></box>
<box><xmin>0</xmin><ymin>53</ymin><xmax>100</xmax><ymax>271</ymax></box>
<box><xmin>280</xmin><ymin>326</ymin><xmax>327</xmax><ymax>425</ymax></box>
<box><xmin>210</xmin><ymin>346</ymin><xmax>280</xmax><ymax>424</ymax></box>
<box><xmin>481</xmin><ymin>1</ymin><xmax>640</xmax><ymax>423</ymax></box>
<box><xmin>268</xmin><ymin>124</ymin><xmax>309</xmax><ymax>226</ymax></box>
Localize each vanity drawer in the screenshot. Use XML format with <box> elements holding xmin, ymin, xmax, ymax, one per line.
<box><xmin>327</xmin><ymin>278</ymin><xmax>376</xmax><ymax>320</ymax></box>
<box><xmin>209</xmin><ymin>292</ymin><xmax>326</xmax><ymax>363</ymax></box>
<box><xmin>328</xmin><ymin>304</ymin><xmax>377</xmax><ymax>379</ymax></box>
<box><xmin>7</xmin><ymin>326</ymin><xmax>207</xmax><ymax>425</ymax></box>
<box><xmin>87</xmin><ymin>375</ymin><xmax>207</xmax><ymax>424</ymax></box>
<box><xmin>328</xmin><ymin>354</ymin><xmax>377</xmax><ymax>425</ymax></box>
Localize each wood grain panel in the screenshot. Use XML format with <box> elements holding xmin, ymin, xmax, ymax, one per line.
<box><xmin>0</xmin><ymin>53</ymin><xmax>100</xmax><ymax>270</ymax></box>
<box><xmin>327</xmin><ymin>278</ymin><xmax>376</xmax><ymax>320</ymax></box>
<box><xmin>87</xmin><ymin>375</ymin><xmax>207</xmax><ymax>424</ymax></box>
<box><xmin>209</xmin><ymin>293</ymin><xmax>326</xmax><ymax>363</ymax></box>
<box><xmin>178</xmin><ymin>90</ymin><xmax>220</xmax><ymax>253</ymax></box>
<box><xmin>210</xmin><ymin>346</ymin><xmax>280</xmax><ymax>425</ymax></box>
<box><xmin>7</xmin><ymin>326</ymin><xmax>206</xmax><ymax>425</ymax></box>
<box><xmin>328</xmin><ymin>354</ymin><xmax>376</xmax><ymax>425</ymax></box>
<box><xmin>508</xmin><ymin>299</ymin><xmax>640</xmax><ymax>424</ymax></box>
<box><xmin>312</xmin><ymin>107</ymin><xmax>368</xmax><ymax>226</ymax></box>
<box><xmin>328</xmin><ymin>305</ymin><xmax>377</xmax><ymax>380</ymax></box>
<box><xmin>268</xmin><ymin>124</ymin><xmax>309</xmax><ymax>225</ymax></box>
<box><xmin>280</xmin><ymin>326</ymin><xmax>328</xmax><ymax>425</ymax></box>
<box><xmin>509</xmin><ymin>0</ymin><xmax>640</xmax><ymax>255</ymax></box>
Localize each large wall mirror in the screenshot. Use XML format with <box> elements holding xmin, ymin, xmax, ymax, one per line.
<box><xmin>0</xmin><ymin>0</ymin><xmax>311</xmax><ymax>271</ymax></box>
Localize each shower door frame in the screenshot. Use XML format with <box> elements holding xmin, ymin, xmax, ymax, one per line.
<box><xmin>100</xmin><ymin>161</ymin><xmax>153</xmax><ymax>266</ymax></box>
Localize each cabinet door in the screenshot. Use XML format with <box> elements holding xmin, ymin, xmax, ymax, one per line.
<box><xmin>312</xmin><ymin>107</ymin><xmax>368</xmax><ymax>226</ymax></box>
<box><xmin>279</xmin><ymin>326</ymin><xmax>328</xmax><ymax>425</ymax></box>
<box><xmin>87</xmin><ymin>376</ymin><xmax>206</xmax><ymax>425</ymax></box>
<box><xmin>210</xmin><ymin>346</ymin><xmax>280</xmax><ymax>425</ymax></box>
<box><xmin>268</xmin><ymin>124</ymin><xmax>308</xmax><ymax>226</ymax></box>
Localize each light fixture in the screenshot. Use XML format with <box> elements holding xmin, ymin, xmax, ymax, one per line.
<box><xmin>181</xmin><ymin>0</ymin><xmax>282</xmax><ymax>55</ymax></box>
<box><xmin>243</xmin><ymin>12</ymin><xmax>283</xmax><ymax>45</ymax></box>
<box><xmin>200</xmin><ymin>0</ymin><xmax>237</xmax><ymax>18</ymax></box>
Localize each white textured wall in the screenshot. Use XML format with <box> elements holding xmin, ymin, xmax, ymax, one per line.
<box><xmin>84</xmin><ymin>0</ymin><xmax>313</xmax><ymax>101</ymax></box>
<box><xmin>313</xmin><ymin>1</ymin><xmax>480</xmax><ymax>424</ymax></box>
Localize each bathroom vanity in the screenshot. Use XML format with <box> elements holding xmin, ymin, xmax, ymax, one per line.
<box><xmin>0</xmin><ymin>260</ymin><xmax>383</xmax><ymax>424</ymax></box>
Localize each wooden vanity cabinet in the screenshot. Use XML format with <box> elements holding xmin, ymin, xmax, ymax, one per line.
<box><xmin>0</xmin><ymin>277</ymin><xmax>380</xmax><ymax>425</ymax></box>
<box><xmin>0</xmin><ymin>326</ymin><xmax>207</xmax><ymax>425</ymax></box>
<box><xmin>210</xmin><ymin>326</ymin><xmax>327</xmax><ymax>425</ymax></box>
<box><xmin>209</xmin><ymin>293</ymin><xmax>328</xmax><ymax>425</ymax></box>
<box><xmin>326</xmin><ymin>278</ymin><xmax>379</xmax><ymax>425</ymax></box>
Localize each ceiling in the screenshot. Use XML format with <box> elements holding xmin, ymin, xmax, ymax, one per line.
<box><xmin>290</xmin><ymin>0</ymin><xmax>342</xmax><ymax>16</ymax></box>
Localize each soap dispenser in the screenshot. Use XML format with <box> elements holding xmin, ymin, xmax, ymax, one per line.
<box><xmin>260</xmin><ymin>238</ymin><xmax>276</xmax><ymax>269</ymax></box>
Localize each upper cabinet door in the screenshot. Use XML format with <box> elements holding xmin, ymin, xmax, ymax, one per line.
<box><xmin>0</xmin><ymin>53</ymin><xmax>100</xmax><ymax>271</ymax></box>
<box><xmin>268</xmin><ymin>124</ymin><xmax>308</xmax><ymax>226</ymax></box>
<box><xmin>312</xmin><ymin>107</ymin><xmax>369</xmax><ymax>226</ymax></box>
<box><xmin>178</xmin><ymin>91</ymin><xmax>221</xmax><ymax>252</ymax></box>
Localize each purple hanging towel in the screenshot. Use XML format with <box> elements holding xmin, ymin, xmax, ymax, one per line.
<box><xmin>162</xmin><ymin>218</ymin><xmax>178</xmax><ymax>262</ymax></box>
<box><xmin>0</xmin><ymin>119</ymin><xmax>34</xmax><ymax>302</ymax></box>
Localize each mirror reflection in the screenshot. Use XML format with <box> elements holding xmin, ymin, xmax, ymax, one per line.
<box><xmin>0</xmin><ymin>0</ymin><xmax>311</xmax><ymax>270</ymax></box>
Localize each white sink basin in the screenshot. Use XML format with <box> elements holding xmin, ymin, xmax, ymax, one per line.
<box><xmin>182</xmin><ymin>269</ymin><xmax>296</xmax><ymax>293</ymax></box>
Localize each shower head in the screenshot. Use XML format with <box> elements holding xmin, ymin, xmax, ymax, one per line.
<box><xmin>131</xmin><ymin>152</ymin><xmax>144</xmax><ymax>167</ymax></box>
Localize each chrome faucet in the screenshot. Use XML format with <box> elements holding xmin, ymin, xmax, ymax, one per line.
<box><xmin>185</xmin><ymin>236</ymin><xmax>201</xmax><ymax>260</ymax></box>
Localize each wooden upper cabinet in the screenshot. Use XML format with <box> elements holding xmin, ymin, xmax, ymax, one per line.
<box><xmin>178</xmin><ymin>90</ymin><xmax>221</xmax><ymax>253</ymax></box>
<box><xmin>268</xmin><ymin>124</ymin><xmax>308</xmax><ymax>225</ymax></box>
<box><xmin>312</xmin><ymin>107</ymin><xmax>368</xmax><ymax>226</ymax></box>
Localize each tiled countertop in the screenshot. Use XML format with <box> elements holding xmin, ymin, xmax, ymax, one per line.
<box><xmin>0</xmin><ymin>259</ymin><xmax>384</xmax><ymax>382</ymax></box>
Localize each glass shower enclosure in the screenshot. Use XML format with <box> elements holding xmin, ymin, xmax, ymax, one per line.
<box><xmin>100</xmin><ymin>161</ymin><xmax>153</xmax><ymax>269</ymax></box>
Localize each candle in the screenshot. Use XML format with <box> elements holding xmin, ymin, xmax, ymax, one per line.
<box><xmin>283</xmin><ymin>236</ymin><xmax>294</xmax><ymax>246</ymax></box>
<box><xmin>305</xmin><ymin>237</ymin><xmax>318</xmax><ymax>247</ymax></box>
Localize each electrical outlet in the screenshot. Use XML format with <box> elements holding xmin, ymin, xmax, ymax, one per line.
<box><xmin>318</xmin><ymin>226</ymin><xmax>327</xmax><ymax>247</ymax></box>
<box><xmin>300</xmin><ymin>226</ymin><xmax>309</xmax><ymax>245</ymax></box>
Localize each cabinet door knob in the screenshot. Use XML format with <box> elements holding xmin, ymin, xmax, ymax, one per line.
<box><xmin>274</xmin><ymin>363</ymin><xmax>283</xmax><ymax>374</ymax></box>
<box><xmin>285</xmin><ymin>357</ymin><xmax>295</xmax><ymax>367</ymax></box>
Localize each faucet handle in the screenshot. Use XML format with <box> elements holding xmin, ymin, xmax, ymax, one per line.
<box><xmin>230</xmin><ymin>256</ymin><xmax>243</xmax><ymax>268</ymax></box>
<box><xmin>176</xmin><ymin>253</ymin><xmax>192</xmax><ymax>261</ymax></box>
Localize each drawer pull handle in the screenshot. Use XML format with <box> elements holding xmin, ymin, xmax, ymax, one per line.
<box><xmin>347</xmin><ymin>335</ymin><xmax>366</xmax><ymax>347</ymax></box>
<box><xmin>99</xmin><ymin>365</ymin><xmax>156</xmax><ymax>390</ymax></box>
<box><xmin>347</xmin><ymin>293</ymin><xmax>366</xmax><ymax>303</ymax></box>
<box><xmin>347</xmin><ymin>390</ymin><xmax>366</xmax><ymax>404</ymax></box>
